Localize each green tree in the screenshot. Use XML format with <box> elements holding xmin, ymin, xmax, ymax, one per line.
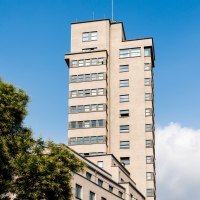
<box><xmin>0</xmin><ymin>79</ymin><xmax>85</xmax><ymax>200</ymax></box>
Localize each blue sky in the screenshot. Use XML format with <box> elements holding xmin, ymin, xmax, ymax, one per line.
<box><xmin>1</xmin><ymin>0</ymin><xmax>200</xmax><ymax>199</ymax></box>
<box><xmin>1</xmin><ymin>0</ymin><xmax>200</xmax><ymax>142</ymax></box>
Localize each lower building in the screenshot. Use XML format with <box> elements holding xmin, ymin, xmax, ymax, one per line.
<box><xmin>69</xmin><ymin>147</ymin><xmax>145</xmax><ymax>200</ymax></box>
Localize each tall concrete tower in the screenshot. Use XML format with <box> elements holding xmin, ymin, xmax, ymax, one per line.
<box><xmin>65</xmin><ymin>19</ymin><xmax>156</xmax><ymax>200</ymax></box>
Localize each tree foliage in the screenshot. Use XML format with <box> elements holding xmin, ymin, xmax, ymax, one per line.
<box><xmin>0</xmin><ymin>79</ymin><xmax>85</xmax><ymax>200</ymax></box>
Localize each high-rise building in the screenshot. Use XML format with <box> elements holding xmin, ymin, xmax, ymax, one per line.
<box><xmin>65</xmin><ymin>19</ymin><xmax>156</xmax><ymax>200</ymax></box>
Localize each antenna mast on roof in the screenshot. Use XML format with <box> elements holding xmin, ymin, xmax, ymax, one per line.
<box><xmin>112</xmin><ymin>0</ymin><xmax>114</xmax><ymax>21</ymax></box>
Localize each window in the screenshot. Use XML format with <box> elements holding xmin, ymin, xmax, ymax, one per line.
<box><xmin>119</xmin><ymin>49</ymin><xmax>129</xmax><ymax>58</ymax></box>
<box><xmin>145</xmin><ymin>124</ymin><xmax>152</xmax><ymax>132</ymax></box>
<box><xmin>82</xmin><ymin>32</ymin><xmax>90</xmax><ymax>41</ymax></box>
<box><xmin>91</xmin><ymin>58</ymin><xmax>97</xmax><ymax>65</ymax></box>
<box><xmin>118</xmin><ymin>191</ymin><xmax>123</xmax><ymax>198</ymax></box>
<box><xmin>85</xmin><ymin>74</ymin><xmax>91</xmax><ymax>81</ymax></box>
<box><xmin>120</xmin><ymin>109</ymin><xmax>129</xmax><ymax>117</ymax></box>
<box><xmin>130</xmin><ymin>48</ymin><xmax>141</xmax><ymax>57</ymax></box>
<box><xmin>145</xmin><ymin>78</ymin><xmax>151</xmax><ymax>86</ymax></box>
<box><xmin>78</xmin><ymin>121</ymin><xmax>83</xmax><ymax>128</ymax></box>
<box><xmin>147</xmin><ymin>189</ymin><xmax>154</xmax><ymax>197</ymax></box>
<box><xmin>69</xmin><ymin>137</ymin><xmax>76</xmax><ymax>145</ymax></box>
<box><xmin>146</xmin><ymin>172</ymin><xmax>153</xmax><ymax>180</ymax></box>
<box><xmin>85</xmin><ymin>59</ymin><xmax>91</xmax><ymax>66</ymax></box>
<box><xmin>119</xmin><ymin>65</ymin><xmax>129</xmax><ymax>72</ymax></box>
<box><xmin>145</xmin><ymin>93</ymin><xmax>152</xmax><ymax>101</ymax></box>
<box><xmin>71</xmin><ymin>91</ymin><xmax>77</xmax><ymax>98</ymax></box>
<box><xmin>97</xmin><ymin>136</ymin><xmax>104</xmax><ymax>144</ymax></box>
<box><xmin>91</xmin><ymin>31</ymin><xmax>97</xmax><ymax>40</ymax></box>
<box><xmin>78</xmin><ymin>90</ymin><xmax>84</xmax><ymax>97</ymax></box>
<box><xmin>120</xmin><ymin>125</ymin><xmax>129</xmax><ymax>133</ymax></box>
<box><xmin>89</xmin><ymin>191</ymin><xmax>95</xmax><ymax>200</ymax></box>
<box><xmin>97</xmin><ymin>161</ymin><xmax>103</xmax><ymax>168</ymax></box>
<box><xmin>72</xmin><ymin>60</ymin><xmax>78</xmax><ymax>67</ymax></box>
<box><xmin>120</xmin><ymin>141</ymin><xmax>130</xmax><ymax>149</ymax></box>
<box><xmin>71</xmin><ymin>121</ymin><xmax>76</xmax><ymax>129</ymax></box>
<box><xmin>98</xmin><ymin>120</ymin><xmax>104</xmax><ymax>127</ymax></box>
<box><xmin>78</xmin><ymin>74</ymin><xmax>84</xmax><ymax>82</ymax></box>
<box><xmin>146</xmin><ymin>140</ymin><xmax>152</xmax><ymax>148</ymax></box>
<box><xmin>98</xmin><ymin>73</ymin><xmax>104</xmax><ymax>80</ymax></box>
<box><xmin>91</xmin><ymin>120</ymin><xmax>97</xmax><ymax>128</ymax></box>
<box><xmin>130</xmin><ymin>194</ymin><xmax>133</xmax><ymax>200</ymax></box>
<box><xmin>119</xmin><ymin>48</ymin><xmax>141</xmax><ymax>58</ymax></box>
<box><xmin>145</xmin><ymin>108</ymin><xmax>152</xmax><ymax>116</ymax></box>
<box><xmin>71</xmin><ymin>106</ymin><xmax>76</xmax><ymax>113</ymax></box>
<box><xmin>91</xmin><ymin>136</ymin><xmax>97</xmax><ymax>144</ymax></box>
<box><xmin>71</xmin><ymin>75</ymin><xmax>77</xmax><ymax>82</ymax></box>
<box><xmin>84</xmin><ymin>121</ymin><xmax>90</xmax><ymax>128</ymax></box>
<box><xmin>91</xmin><ymin>89</ymin><xmax>97</xmax><ymax>96</ymax></box>
<box><xmin>91</xmin><ymin>104</ymin><xmax>97</xmax><ymax>112</ymax></box>
<box><xmin>78</xmin><ymin>60</ymin><xmax>84</xmax><ymax>67</ymax></box>
<box><xmin>98</xmin><ymin>104</ymin><xmax>104</xmax><ymax>111</ymax></box>
<box><xmin>98</xmin><ymin>88</ymin><xmax>104</xmax><ymax>95</ymax></box>
<box><xmin>86</xmin><ymin>172</ymin><xmax>92</xmax><ymax>180</ymax></box>
<box><xmin>120</xmin><ymin>157</ymin><xmax>130</xmax><ymax>165</ymax></box>
<box><xmin>82</xmin><ymin>47</ymin><xmax>97</xmax><ymax>52</ymax></box>
<box><xmin>75</xmin><ymin>184</ymin><xmax>82</xmax><ymax>199</ymax></box>
<box><xmin>108</xmin><ymin>185</ymin><xmax>113</xmax><ymax>192</ymax></box>
<box><xmin>85</xmin><ymin>89</ymin><xmax>91</xmax><ymax>97</ymax></box>
<box><xmin>120</xmin><ymin>79</ymin><xmax>129</xmax><ymax>87</ymax></box>
<box><xmin>144</xmin><ymin>47</ymin><xmax>151</xmax><ymax>57</ymax></box>
<box><xmin>78</xmin><ymin>105</ymin><xmax>84</xmax><ymax>112</ymax></box>
<box><xmin>98</xmin><ymin>58</ymin><xmax>104</xmax><ymax>64</ymax></box>
<box><xmin>120</xmin><ymin>94</ymin><xmax>129</xmax><ymax>102</ymax></box>
<box><xmin>144</xmin><ymin>63</ymin><xmax>151</xmax><ymax>71</ymax></box>
<box><xmin>84</xmin><ymin>105</ymin><xmax>90</xmax><ymax>112</ymax></box>
<box><xmin>98</xmin><ymin>179</ymin><xmax>103</xmax><ymax>187</ymax></box>
<box><xmin>77</xmin><ymin>137</ymin><xmax>83</xmax><ymax>145</ymax></box>
<box><xmin>146</xmin><ymin>156</ymin><xmax>153</xmax><ymax>164</ymax></box>
<box><xmin>101</xmin><ymin>197</ymin><xmax>106</xmax><ymax>200</ymax></box>
<box><xmin>84</xmin><ymin>137</ymin><xmax>90</xmax><ymax>144</ymax></box>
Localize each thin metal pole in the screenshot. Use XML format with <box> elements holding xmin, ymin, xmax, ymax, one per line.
<box><xmin>112</xmin><ymin>0</ymin><xmax>114</xmax><ymax>21</ymax></box>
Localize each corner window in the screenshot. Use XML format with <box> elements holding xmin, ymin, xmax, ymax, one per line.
<box><xmin>120</xmin><ymin>157</ymin><xmax>130</xmax><ymax>165</ymax></box>
<box><xmin>146</xmin><ymin>172</ymin><xmax>153</xmax><ymax>180</ymax></box>
<box><xmin>145</xmin><ymin>108</ymin><xmax>152</xmax><ymax>116</ymax></box>
<box><xmin>98</xmin><ymin>104</ymin><xmax>104</xmax><ymax>111</ymax></box>
<box><xmin>145</xmin><ymin>78</ymin><xmax>151</xmax><ymax>86</ymax></box>
<box><xmin>147</xmin><ymin>189</ymin><xmax>154</xmax><ymax>197</ymax></box>
<box><xmin>119</xmin><ymin>79</ymin><xmax>129</xmax><ymax>87</ymax></box>
<box><xmin>98</xmin><ymin>120</ymin><xmax>104</xmax><ymax>127</ymax></box>
<box><xmin>146</xmin><ymin>156</ymin><xmax>153</xmax><ymax>164</ymax></box>
<box><xmin>98</xmin><ymin>88</ymin><xmax>104</xmax><ymax>95</ymax></box>
<box><xmin>75</xmin><ymin>184</ymin><xmax>82</xmax><ymax>199</ymax></box>
<box><xmin>145</xmin><ymin>124</ymin><xmax>152</xmax><ymax>132</ymax></box>
<box><xmin>69</xmin><ymin>137</ymin><xmax>76</xmax><ymax>145</ymax></box>
<box><xmin>144</xmin><ymin>63</ymin><xmax>151</xmax><ymax>71</ymax></box>
<box><xmin>98</xmin><ymin>73</ymin><xmax>104</xmax><ymax>80</ymax></box>
<box><xmin>120</xmin><ymin>109</ymin><xmax>129</xmax><ymax>117</ymax></box>
<box><xmin>97</xmin><ymin>136</ymin><xmax>104</xmax><ymax>144</ymax></box>
<box><xmin>146</xmin><ymin>140</ymin><xmax>152</xmax><ymax>148</ymax></box>
<box><xmin>145</xmin><ymin>93</ymin><xmax>152</xmax><ymax>101</ymax></box>
<box><xmin>144</xmin><ymin>47</ymin><xmax>151</xmax><ymax>57</ymax></box>
<box><xmin>119</xmin><ymin>65</ymin><xmax>129</xmax><ymax>72</ymax></box>
<box><xmin>120</xmin><ymin>141</ymin><xmax>130</xmax><ymax>149</ymax></box>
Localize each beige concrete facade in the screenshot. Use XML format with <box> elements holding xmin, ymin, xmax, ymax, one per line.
<box><xmin>65</xmin><ymin>19</ymin><xmax>156</xmax><ymax>200</ymax></box>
